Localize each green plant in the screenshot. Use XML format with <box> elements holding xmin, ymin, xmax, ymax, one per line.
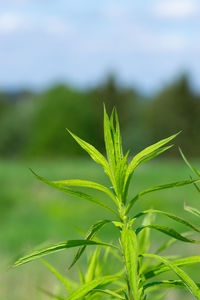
<box><xmin>13</xmin><ymin>107</ymin><xmax>200</xmax><ymax>299</ymax></box>
<box><xmin>180</xmin><ymin>149</ymin><xmax>200</xmax><ymax>218</ymax></box>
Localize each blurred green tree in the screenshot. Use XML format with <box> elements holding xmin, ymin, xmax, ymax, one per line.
<box><xmin>0</xmin><ymin>92</ymin><xmax>6</xmax><ymax>117</ymax></box>
<box><xmin>0</xmin><ymin>94</ymin><xmax>34</xmax><ymax>157</ymax></box>
<box><xmin>147</xmin><ymin>75</ymin><xmax>200</xmax><ymax>156</ymax></box>
<box><xmin>0</xmin><ymin>74</ymin><xmax>200</xmax><ymax>159</ymax></box>
<box><xmin>27</xmin><ymin>85</ymin><xmax>97</xmax><ymax>157</ymax></box>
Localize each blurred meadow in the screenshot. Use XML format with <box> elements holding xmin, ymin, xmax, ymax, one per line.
<box><xmin>0</xmin><ymin>0</ymin><xmax>200</xmax><ymax>299</ymax></box>
<box><xmin>1</xmin><ymin>158</ymin><xmax>200</xmax><ymax>300</ymax></box>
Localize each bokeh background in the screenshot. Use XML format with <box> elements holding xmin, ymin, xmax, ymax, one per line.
<box><xmin>0</xmin><ymin>1</ymin><xmax>200</xmax><ymax>299</ymax></box>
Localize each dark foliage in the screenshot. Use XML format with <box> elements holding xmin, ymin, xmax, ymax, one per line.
<box><xmin>0</xmin><ymin>74</ymin><xmax>199</xmax><ymax>158</ymax></box>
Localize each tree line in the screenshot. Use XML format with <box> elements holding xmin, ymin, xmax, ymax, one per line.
<box><xmin>0</xmin><ymin>74</ymin><xmax>200</xmax><ymax>158</ymax></box>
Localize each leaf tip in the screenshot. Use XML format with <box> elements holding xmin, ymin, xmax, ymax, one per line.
<box><xmin>66</xmin><ymin>128</ymin><xmax>73</xmax><ymax>136</ymax></box>
<box><xmin>179</xmin><ymin>147</ymin><xmax>184</xmax><ymax>156</ymax></box>
<box><xmin>8</xmin><ymin>264</ymin><xmax>15</xmax><ymax>270</ymax></box>
<box><xmin>29</xmin><ymin>168</ymin><xmax>42</xmax><ymax>182</ymax></box>
<box><xmin>29</xmin><ymin>168</ymin><xmax>37</xmax><ymax>177</ymax></box>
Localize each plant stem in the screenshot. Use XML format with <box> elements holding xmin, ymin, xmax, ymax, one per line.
<box><xmin>119</xmin><ymin>201</ymin><xmax>139</xmax><ymax>300</ymax></box>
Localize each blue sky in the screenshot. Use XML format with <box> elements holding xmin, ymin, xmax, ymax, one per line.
<box><xmin>0</xmin><ymin>0</ymin><xmax>199</xmax><ymax>93</ymax></box>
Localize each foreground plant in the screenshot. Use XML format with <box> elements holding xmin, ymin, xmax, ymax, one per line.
<box><xmin>180</xmin><ymin>149</ymin><xmax>200</xmax><ymax>220</ymax></box>
<box><xmin>14</xmin><ymin>107</ymin><xmax>200</xmax><ymax>299</ymax></box>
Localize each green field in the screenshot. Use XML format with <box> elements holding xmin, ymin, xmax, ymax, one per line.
<box><xmin>1</xmin><ymin>158</ymin><xmax>200</xmax><ymax>299</ymax></box>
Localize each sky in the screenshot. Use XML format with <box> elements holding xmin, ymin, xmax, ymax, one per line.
<box><xmin>0</xmin><ymin>0</ymin><xmax>199</xmax><ymax>93</ymax></box>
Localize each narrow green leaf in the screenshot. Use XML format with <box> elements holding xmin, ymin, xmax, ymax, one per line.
<box><xmin>126</xmin><ymin>178</ymin><xmax>200</xmax><ymax>214</ymax></box>
<box><xmin>179</xmin><ymin>148</ymin><xmax>200</xmax><ymax>177</ymax></box>
<box><xmin>13</xmin><ymin>240</ymin><xmax>121</xmax><ymax>267</ymax></box>
<box><xmin>131</xmin><ymin>145</ymin><xmax>173</xmax><ymax>175</ymax></box>
<box><xmin>144</xmin><ymin>280</ymin><xmax>186</xmax><ymax>292</ymax></box>
<box><xmin>126</xmin><ymin>132</ymin><xmax>179</xmax><ymax>180</ymax></box>
<box><xmin>115</xmin><ymin>152</ymin><xmax>128</xmax><ymax>199</ymax></box>
<box><xmin>155</xmin><ymin>232</ymin><xmax>192</xmax><ymax>255</ymax></box>
<box><xmin>67</xmin><ymin>129</ymin><xmax>112</xmax><ymax>178</ymax></box>
<box><xmin>51</xmin><ymin>179</ymin><xmax>117</xmax><ymax>205</ymax></box>
<box><xmin>144</xmin><ymin>256</ymin><xmax>200</xmax><ymax>280</ymax></box>
<box><xmin>144</xmin><ymin>281</ymin><xmax>200</xmax><ymax>297</ymax></box>
<box><xmin>69</xmin><ymin>220</ymin><xmax>112</xmax><ymax>269</ymax></box>
<box><xmin>142</xmin><ymin>253</ymin><xmax>200</xmax><ymax>299</ymax></box>
<box><xmin>92</xmin><ymin>288</ymin><xmax>125</xmax><ymax>299</ymax></box>
<box><xmin>98</xmin><ymin>248</ymin><xmax>125</xmax><ymax>275</ymax></box>
<box><xmin>121</xmin><ymin>229</ymin><xmax>139</xmax><ymax>300</ymax></box>
<box><xmin>123</xmin><ymin>291</ymin><xmax>129</xmax><ymax>300</ymax></box>
<box><xmin>41</xmin><ymin>259</ymin><xmax>73</xmax><ymax>292</ymax></box>
<box><xmin>85</xmin><ymin>248</ymin><xmax>101</xmax><ymax>283</ymax></box>
<box><xmin>103</xmin><ymin>105</ymin><xmax>116</xmax><ymax>172</ymax></box>
<box><xmin>123</xmin><ymin>146</ymin><xmax>173</xmax><ymax>202</ymax></box>
<box><xmin>141</xmin><ymin>255</ymin><xmax>181</xmax><ymax>278</ymax></box>
<box><xmin>30</xmin><ymin>169</ymin><xmax>120</xmax><ymax>219</ymax></box>
<box><xmin>136</xmin><ymin>224</ymin><xmax>200</xmax><ymax>244</ymax></box>
<box><xmin>78</xmin><ymin>265</ymin><xmax>85</xmax><ymax>285</ymax></box>
<box><xmin>109</xmin><ymin>108</ymin><xmax>115</xmax><ymax>151</ymax></box>
<box><xmin>138</xmin><ymin>212</ymin><xmax>154</xmax><ymax>255</ymax></box>
<box><xmin>137</xmin><ymin>213</ymin><xmax>155</xmax><ymax>277</ymax></box>
<box><xmin>114</xmin><ymin>108</ymin><xmax>123</xmax><ymax>162</ymax></box>
<box><xmin>38</xmin><ymin>287</ymin><xmax>65</xmax><ymax>300</ymax></box>
<box><xmin>193</xmin><ymin>181</ymin><xmax>200</xmax><ymax>193</ymax></box>
<box><xmin>184</xmin><ymin>203</ymin><xmax>200</xmax><ymax>218</ymax></box>
<box><xmin>66</xmin><ymin>275</ymin><xmax>121</xmax><ymax>300</ymax></box>
<box><xmin>97</xmin><ymin>247</ymin><xmax>110</xmax><ymax>275</ymax></box>
<box><xmin>179</xmin><ymin>149</ymin><xmax>200</xmax><ymax>193</ymax></box>
<box><xmin>134</xmin><ymin>209</ymin><xmax>200</xmax><ymax>234</ymax></box>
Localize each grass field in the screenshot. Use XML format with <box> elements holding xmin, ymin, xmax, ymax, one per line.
<box><xmin>1</xmin><ymin>158</ymin><xmax>200</xmax><ymax>299</ymax></box>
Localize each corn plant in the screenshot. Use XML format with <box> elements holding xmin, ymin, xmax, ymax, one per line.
<box><xmin>13</xmin><ymin>107</ymin><xmax>200</xmax><ymax>299</ymax></box>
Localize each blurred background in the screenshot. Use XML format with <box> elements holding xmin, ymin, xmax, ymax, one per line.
<box><xmin>0</xmin><ymin>0</ymin><xmax>200</xmax><ymax>299</ymax></box>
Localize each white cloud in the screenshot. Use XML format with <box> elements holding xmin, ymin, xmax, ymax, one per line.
<box><xmin>0</xmin><ymin>12</ymin><xmax>73</xmax><ymax>38</ymax></box>
<box><xmin>153</xmin><ymin>0</ymin><xmax>200</xmax><ymax>19</ymax></box>
<box><xmin>86</xmin><ymin>3</ymin><xmax>190</xmax><ymax>55</ymax></box>
<box><xmin>0</xmin><ymin>13</ymin><xmax>25</xmax><ymax>34</ymax></box>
